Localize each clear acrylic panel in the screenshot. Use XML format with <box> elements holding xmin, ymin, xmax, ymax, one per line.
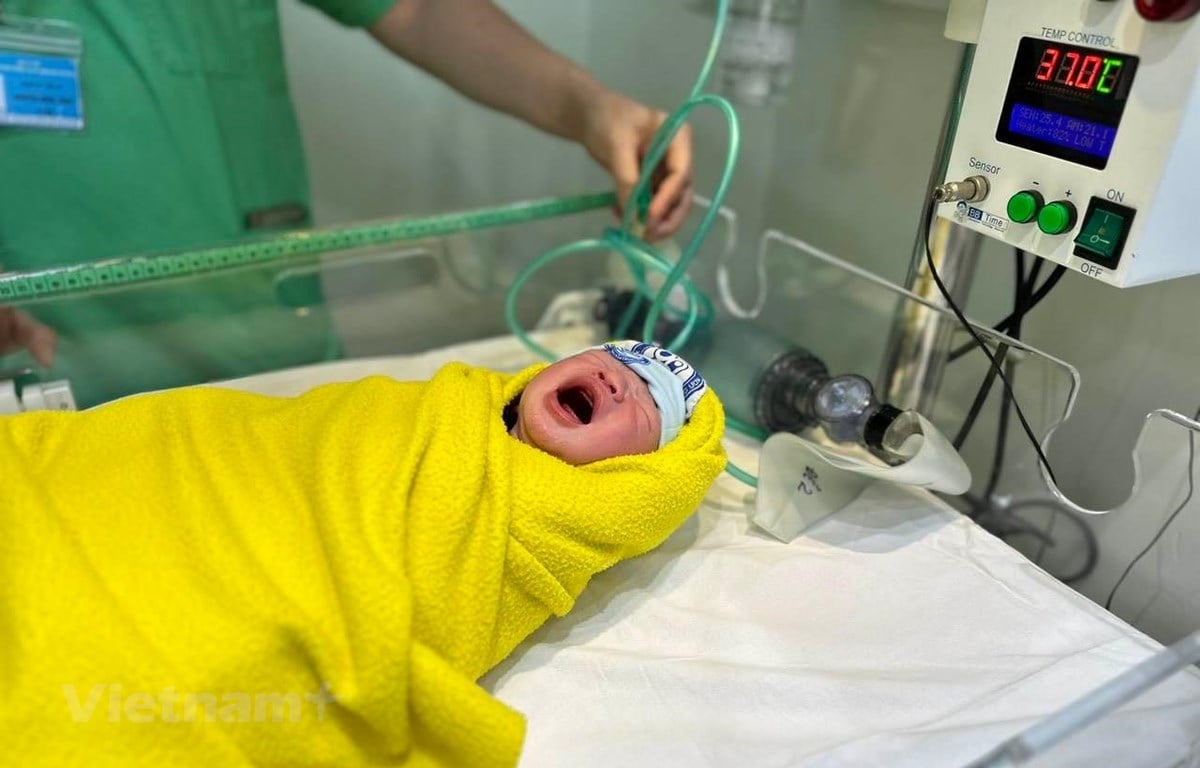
<box><xmin>693</xmin><ymin>226</ymin><xmax>1200</xmax><ymax>601</ymax></box>
<box><xmin>0</xmin><ymin>197</ymin><xmax>617</xmax><ymax>407</ymax></box>
<box><xmin>2</xmin><ymin>197</ymin><xmax>1198</xmax><ymax>764</ymax></box>
<box><xmin>4</xmin><ymin>195</ymin><xmax>1196</xmax><ymax>569</ymax></box>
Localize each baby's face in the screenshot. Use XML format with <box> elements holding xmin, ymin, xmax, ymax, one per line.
<box><xmin>510</xmin><ymin>350</ymin><xmax>662</xmax><ymax>465</ymax></box>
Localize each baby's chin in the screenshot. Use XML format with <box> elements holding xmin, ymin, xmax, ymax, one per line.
<box><xmin>510</xmin><ymin>410</ymin><xmax>555</xmax><ymax>452</ymax></box>
<box><xmin>511</xmin><ymin>409</ymin><xmax>592</xmax><ymax>464</ymax></box>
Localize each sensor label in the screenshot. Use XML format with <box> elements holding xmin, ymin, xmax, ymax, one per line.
<box><xmin>969</xmin><ymin>156</ymin><xmax>1002</xmax><ymax>175</ymax></box>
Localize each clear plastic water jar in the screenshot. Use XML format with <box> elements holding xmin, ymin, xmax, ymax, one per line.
<box><xmin>717</xmin><ymin>0</ymin><xmax>802</xmax><ymax>107</ymax></box>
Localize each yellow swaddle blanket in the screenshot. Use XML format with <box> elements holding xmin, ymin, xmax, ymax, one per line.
<box><xmin>0</xmin><ymin>361</ymin><xmax>725</xmax><ymax>766</ymax></box>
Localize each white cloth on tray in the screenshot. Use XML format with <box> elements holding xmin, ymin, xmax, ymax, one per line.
<box><xmin>217</xmin><ymin>331</ymin><xmax>1200</xmax><ymax>768</ymax></box>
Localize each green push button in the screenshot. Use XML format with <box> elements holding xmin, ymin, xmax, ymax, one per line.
<box><xmin>1007</xmin><ymin>190</ymin><xmax>1043</xmax><ymax>223</ymax></box>
<box><xmin>1037</xmin><ymin>201</ymin><xmax>1077</xmax><ymax>235</ymax></box>
<box><xmin>1074</xmin><ymin>206</ymin><xmax>1127</xmax><ymax>262</ymax></box>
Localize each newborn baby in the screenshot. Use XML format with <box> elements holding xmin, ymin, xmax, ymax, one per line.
<box><xmin>508</xmin><ymin>340</ymin><xmax>708</xmax><ymax>464</ymax></box>
<box><xmin>0</xmin><ymin>340</ymin><xmax>724</xmax><ymax>768</ymax></box>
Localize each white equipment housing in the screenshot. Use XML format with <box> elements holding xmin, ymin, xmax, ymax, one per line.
<box><xmin>940</xmin><ymin>0</ymin><xmax>1200</xmax><ymax>287</ymax></box>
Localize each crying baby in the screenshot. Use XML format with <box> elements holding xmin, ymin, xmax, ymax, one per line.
<box><xmin>507</xmin><ymin>340</ymin><xmax>705</xmax><ymax>464</ymax></box>
<box><xmin>0</xmin><ymin>339</ymin><xmax>725</xmax><ymax>768</ymax></box>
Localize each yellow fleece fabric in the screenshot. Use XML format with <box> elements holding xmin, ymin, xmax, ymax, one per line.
<box><xmin>0</xmin><ymin>361</ymin><xmax>726</xmax><ymax>766</ymax></box>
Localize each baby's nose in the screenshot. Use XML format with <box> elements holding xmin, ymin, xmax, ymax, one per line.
<box><xmin>597</xmin><ymin>370</ymin><xmax>625</xmax><ymax>402</ymax></box>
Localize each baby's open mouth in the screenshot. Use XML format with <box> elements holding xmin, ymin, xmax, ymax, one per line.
<box><xmin>557</xmin><ymin>386</ymin><xmax>594</xmax><ymax>425</ymax></box>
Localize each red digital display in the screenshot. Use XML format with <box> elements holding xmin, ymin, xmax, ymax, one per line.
<box><xmin>1032</xmin><ymin>46</ymin><xmax>1127</xmax><ymax>94</ymax></box>
<box><xmin>996</xmin><ymin>38</ymin><xmax>1140</xmax><ymax>170</ymax></box>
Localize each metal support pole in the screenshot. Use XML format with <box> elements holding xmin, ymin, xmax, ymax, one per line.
<box><xmin>881</xmin><ymin>219</ymin><xmax>983</xmax><ymax>412</ymax></box>
<box><xmin>880</xmin><ymin>45</ymin><xmax>987</xmax><ymax>413</ymax></box>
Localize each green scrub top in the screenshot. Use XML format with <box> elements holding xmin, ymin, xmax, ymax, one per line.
<box><xmin>0</xmin><ymin>0</ymin><xmax>395</xmax><ymax>407</ymax></box>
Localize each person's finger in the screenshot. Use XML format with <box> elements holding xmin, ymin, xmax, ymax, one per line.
<box><xmin>645</xmin><ymin>170</ymin><xmax>692</xmax><ymax>236</ymax></box>
<box><xmin>666</xmin><ymin>121</ymin><xmax>693</xmax><ymax>181</ymax></box>
<box><xmin>647</xmin><ymin>181</ymin><xmax>693</xmax><ymax>240</ymax></box>
<box><xmin>610</xmin><ymin>137</ymin><xmax>642</xmax><ymax>217</ymax></box>
<box><xmin>12</xmin><ymin>310</ymin><xmax>57</xmax><ymax>368</ymax></box>
<box><xmin>644</xmin><ymin>124</ymin><xmax>693</xmax><ymax>234</ymax></box>
<box><xmin>649</xmin><ymin>181</ymin><xmax>694</xmax><ymax>240</ymax></box>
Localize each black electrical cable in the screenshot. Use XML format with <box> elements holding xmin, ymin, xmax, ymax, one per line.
<box><xmin>1008</xmin><ymin>251</ymin><xmax>1063</xmax><ymax>566</ymax></box>
<box><xmin>983</xmin><ymin>359</ymin><xmax>1016</xmax><ymax>500</ymax></box>
<box><xmin>1025</xmin><ymin>256</ymin><xmax>1044</xmax><ymax>299</ymax></box>
<box><xmin>953</xmin><ymin>248</ymin><xmax>1029</xmax><ymax>451</ymax></box>
<box><xmin>1015</xmin><ymin>245</ymin><xmax>1030</xmax><ymax>292</ymax></box>
<box><xmin>980</xmin><ymin>252</ymin><xmax>1034</xmax><ymax>491</ymax></box>
<box><xmin>948</xmin><ymin>264</ymin><xmax>1067</xmax><ymax>363</ymax></box>
<box><xmin>979</xmin><ymin>250</ymin><xmax>1036</xmax><ymax>499</ymax></box>
<box><xmin>1104</xmin><ymin>406</ymin><xmax>1200</xmax><ymax>611</ymax></box>
<box><xmin>949</xmin><ymin>264</ymin><xmax>1064</xmax><ymax>362</ymax></box>
<box><xmin>947</xmin><ymin>244</ymin><xmax>1100</xmax><ymax>583</ymax></box>
<box><xmin>953</xmin><ymin>495</ymin><xmax>1098</xmax><ymax>583</ymax></box>
<box><xmin>953</xmin><ymin>343</ymin><xmax>1009</xmax><ymax>450</ymax></box>
<box><xmin>923</xmin><ymin>204</ymin><xmax>1059</xmax><ymax>490</ymax></box>
<box><xmin>1007</xmin><ymin>501</ymin><xmax>1099</xmax><ymax>584</ymax></box>
<box><xmin>1033</xmin><ymin>497</ymin><xmax>1059</xmax><ymax>564</ymax></box>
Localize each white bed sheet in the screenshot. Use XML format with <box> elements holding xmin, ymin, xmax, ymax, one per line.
<box><xmin>218</xmin><ymin>331</ymin><xmax>1200</xmax><ymax>768</ymax></box>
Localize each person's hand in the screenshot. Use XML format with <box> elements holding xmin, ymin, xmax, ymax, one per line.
<box><xmin>579</xmin><ymin>89</ymin><xmax>693</xmax><ymax>242</ymax></box>
<box><xmin>0</xmin><ymin>306</ymin><xmax>57</xmax><ymax>367</ymax></box>
<box><xmin>367</xmin><ymin>1</ymin><xmax>692</xmax><ymax>238</ymax></box>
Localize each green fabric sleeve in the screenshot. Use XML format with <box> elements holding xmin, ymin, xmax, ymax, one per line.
<box><xmin>301</xmin><ymin>0</ymin><xmax>399</xmax><ymax>28</ymax></box>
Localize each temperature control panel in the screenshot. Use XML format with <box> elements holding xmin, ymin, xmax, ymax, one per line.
<box><xmin>939</xmin><ymin>0</ymin><xmax>1200</xmax><ymax>287</ymax></box>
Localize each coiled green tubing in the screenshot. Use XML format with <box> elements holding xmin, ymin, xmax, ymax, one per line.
<box><xmin>503</xmin><ymin>0</ymin><xmax>758</xmax><ymax>488</ymax></box>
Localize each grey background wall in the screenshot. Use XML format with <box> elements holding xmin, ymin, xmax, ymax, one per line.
<box><xmin>278</xmin><ymin>0</ymin><xmax>1200</xmax><ymax>643</ymax></box>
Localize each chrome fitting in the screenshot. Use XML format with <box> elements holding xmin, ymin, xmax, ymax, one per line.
<box><xmin>932</xmin><ymin>175</ymin><xmax>990</xmax><ymax>204</ymax></box>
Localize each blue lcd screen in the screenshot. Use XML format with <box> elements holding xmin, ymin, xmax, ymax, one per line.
<box><xmin>1006</xmin><ymin>104</ymin><xmax>1118</xmax><ymax>160</ymax></box>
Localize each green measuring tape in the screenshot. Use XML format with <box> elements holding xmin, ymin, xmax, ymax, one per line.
<box><xmin>0</xmin><ymin>192</ymin><xmax>615</xmax><ymax>304</ymax></box>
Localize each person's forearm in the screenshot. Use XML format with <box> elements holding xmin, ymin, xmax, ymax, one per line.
<box><xmin>367</xmin><ymin>0</ymin><xmax>696</xmax><ymax>240</ymax></box>
<box><xmin>369</xmin><ymin>0</ymin><xmax>603</xmax><ymax>143</ymax></box>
